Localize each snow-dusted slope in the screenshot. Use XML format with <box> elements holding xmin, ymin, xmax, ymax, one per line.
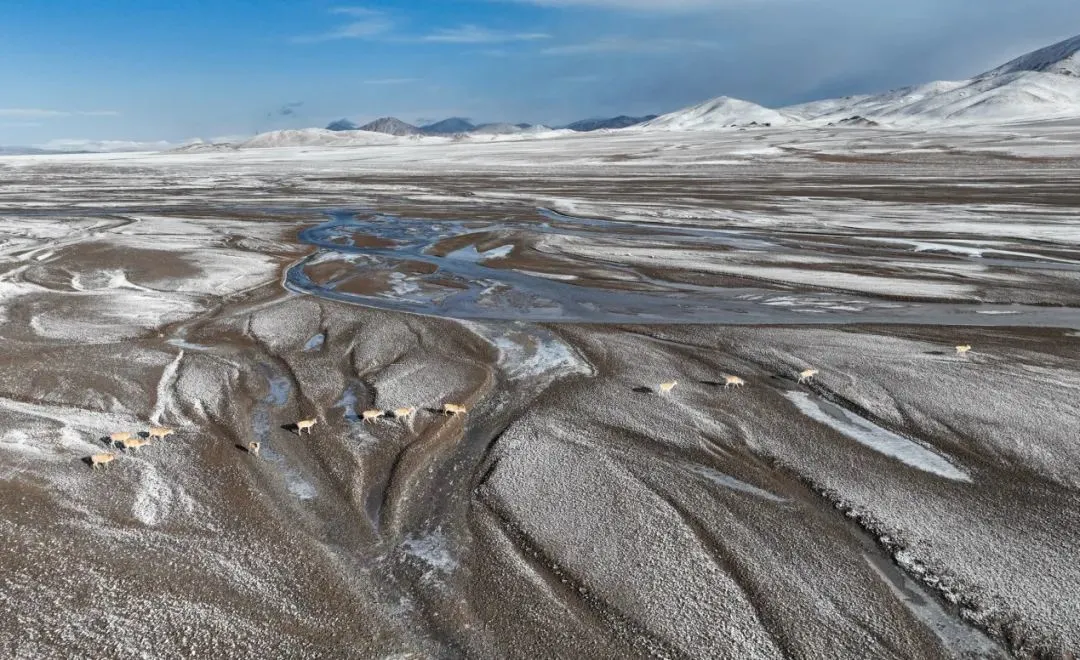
<box><xmin>239</xmin><ymin>128</ymin><xmax>431</xmax><ymax>149</ymax></box>
<box><xmin>640</xmin><ymin>97</ymin><xmax>792</xmax><ymax>131</ymax></box>
<box><xmin>784</xmin><ymin>34</ymin><xmax>1080</xmax><ymax>127</ymax></box>
<box><xmin>785</xmin><ymin>73</ymin><xmax>1080</xmax><ymax>126</ymax></box>
<box><xmin>981</xmin><ymin>34</ymin><xmax>1080</xmax><ymax>78</ymax></box>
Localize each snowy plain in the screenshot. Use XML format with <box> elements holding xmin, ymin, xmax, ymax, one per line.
<box><xmin>0</xmin><ymin>108</ymin><xmax>1079</xmax><ymax>658</ymax></box>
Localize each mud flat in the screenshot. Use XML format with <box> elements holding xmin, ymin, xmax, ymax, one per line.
<box><xmin>0</xmin><ymin>137</ymin><xmax>1079</xmax><ymax>658</ymax></box>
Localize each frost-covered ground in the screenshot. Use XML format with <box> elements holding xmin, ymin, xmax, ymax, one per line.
<box><xmin>0</xmin><ymin>125</ymin><xmax>1078</xmax><ymax>657</ymax></box>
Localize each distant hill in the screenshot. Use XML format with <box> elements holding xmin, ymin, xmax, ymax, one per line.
<box><xmin>470</xmin><ymin>122</ymin><xmax>536</xmax><ymax>135</ymax></box>
<box><xmin>420</xmin><ymin>117</ymin><xmax>475</xmax><ymax>134</ymax></box>
<box><xmin>564</xmin><ymin>115</ymin><xmax>658</xmax><ymax>131</ymax></box>
<box><xmin>358</xmin><ymin>117</ymin><xmax>421</xmax><ymax>136</ymax></box>
<box><xmin>0</xmin><ymin>146</ymin><xmax>81</xmax><ymax>155</ymax></box>
<box><xmin>326</xmin><ymin>119</ymin><xmax>359</xmax><ymax>131</ymax></box>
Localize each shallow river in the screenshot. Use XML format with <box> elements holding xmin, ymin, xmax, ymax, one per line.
<box><xmin>285</xmin><ymin>209</ymin><xmax>1080</xmax><ymax>327</ymax></box>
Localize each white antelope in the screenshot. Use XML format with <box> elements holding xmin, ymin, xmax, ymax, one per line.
<box><xmin>798</xmin><ymin>368</ymin><xmax>818</xmax><ymax>384</ymax></box>
<box><xmin>442</xmin><ymin>403</ymin><xmax>468</xmax><ymax>416</ymax></box>
<box><xmin>393</xmin><ymin>407</ymin><xmax>416</xmax><ymax>421</ymax></box>
<box><xmin>90</xmin><ymin>453</ymin><xmax>116</xmax><ymax>469</ymax></box>
<box><xmin>956</xmin><ymin>344</ymin><xmax>972</xmax><ymax>355</ymax></box>
<box><xmin>248</xmin><ymin>441</ymin><xmax>260</xmax><ymax>456</ymax></box>
<box><xmin>296</xmin><ymin>418</ymin><xmax>318</xmax><ymax>435</ymax></box>
<box><xmin>109</xmin><ymin>431</ymin><xmax>134</xmax><ymax>447</ymax></box>
<box><xmin>362</xmin><ymin>409</ymin><xmax>384</xmax><ymax>423</ymax></box>
<box><xmin>658</xmin><ymin>381</ymin><xmax>677</xmax><ymax>394</ymax></box>
<box><xmin>148</xmin><ymin>426</ymin><xmax>175</xmax><ymax>441</ymax></box>
<box><xmin>724</xmin><ymin>375</ymin><xmax>746</xmax><ymax>388</ymax></box>
<box><xmin>121</xmin><ymin>437</ymin><xmax>151</xmax><ymax>452</ymax></box>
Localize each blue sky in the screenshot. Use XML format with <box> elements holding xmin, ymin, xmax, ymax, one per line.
<box><xmin>2</xmin><ymin>0</ymin><xmax>1079</xmax><ymax>148</ymax></box>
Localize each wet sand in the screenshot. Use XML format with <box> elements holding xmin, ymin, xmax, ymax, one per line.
<box><xmin>0</xmin><ymin>143</ymin><xmax>1078</xmax><ymax>658</ymax></box>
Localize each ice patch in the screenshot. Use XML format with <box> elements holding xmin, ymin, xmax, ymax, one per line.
<box><xmin>465</xmin><ymin>322</ymin><xmax>592</xmax><ymax>382</ymax></box>
<box><xmin>150</xmin><ymin>350</ymin><xmax>184</xmax><ymax>426</ymax></box>
<box><xmin>512</xmin><ymin>269</ymin><xmax>579</xmax><ymax>281</ymax></box>
<box><xmin>864</xmin><ymin>554</ymin><xmax>1005</xmax><ymax>657</ymax></box>
<box><xmin>401</xmin><ymin>530</ymin><xmax>457</xmax><ymax>575</ymax></box>
<box><xmin>286</xmin><ymin>477</ymin><xmax>317</xmax><ymax>501</ymax></box>
<box><xmin>303</xmin><ymin>333</ymin><xmax>325</xmax><ymax>351</ymax></box>
<box><xmin>685</xmin><ymin>463</ymin><xmax>788</xmax><ymax>502</ymax></box>
<box><xmin>784</xmin><ymin>392</ymin><xmax>971</xmax><ymax>482</ymax></box>
<box><xmin>446</xmin><ymin>244</ymin><xmax>513</xmax><ymax>263</ymax></box>
<box><xmin>333</xmin><ymin>383</ymin><xmax>360</xmax><ymax>422</ymax></box>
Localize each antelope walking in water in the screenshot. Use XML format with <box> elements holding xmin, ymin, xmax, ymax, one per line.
<box><xmin>658</xmin><ymin>381</ymin><xmax>677</xmax><ymax>394</ymax></box>
<box><xmin>724</xmin><ymin>375</ymin><xmax>746</xmax><ymax>389</ymax></box>
<box><xmin>248</xmin><ymin>441</ymin><xmax>260</xmax><ymax>456</ymax></box>
<box><xmin>442</xmin><ymin>403</ymin><xmax>468</xmax><ymax>416</ymax></box>
<box><xmin>956</xmin><ymin>344</ymin><xmax>972</xmax><ymax>355</ymax></box>
<box><xmin>798</xmin><ymin>368</ymin><xmax>818</xmax><ymax>384</ymax></box>
<box><xmin>148</xmin><ymin>426</ymin><xmax>175</xmax><ymax>441</ymax></box>
<box><xmin>362</xmin><ymin>409</ymin><xmax>384</xmax><ymax>424</ymax></box>
<box><xmin>90</xmin><ymin>453</ymin><xmax>116</xmax><ymax>469</ymax></box>
<box><xmin>296</xmin><ymin>418</ymin><xmax>318</xmax><ymax>435</ymax></box>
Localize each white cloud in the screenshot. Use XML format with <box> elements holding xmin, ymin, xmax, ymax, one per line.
<box><xmin>0</xmin><ymin>108</ymin><xmax>119</xmax><ymax>118</ymax></box>
<box><xmin>33</xmin><ymin>138</ymin><xmax>178</xmax><ymax>153</ymax></box>
<box><xmin>542</xmin><ymin>37</ymin><xmax>720</xmax><ymax>55</ymax></box>
<box><xmin>292</xmin><ymin>7</ymin><xmax>392</xmax><ymax>43</ymax></box>
<box><xmin>363</xmin><ymin>78</ymin><xmax>419</xmax><ymax>85</ymax></box>
<box><xmin>420</xmin><ymin>25</ymin><xmax>551</xmax><ymax>43</ymax></box>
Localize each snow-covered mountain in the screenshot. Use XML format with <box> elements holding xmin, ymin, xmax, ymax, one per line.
<box><xmin>638</xmin><ymin>97</ymin><xmax>793</xmax><ymax>131</ymax></box>
<box><xmin>981</xmin><ymin>34</ymin><xmax>1080</xmax><ymax>78</ymax></box>
<box><xmin>784</xmin><ymin>33</ymin><xmax>1080</xmax><ymax>126</ymax></box>
<box><xmin>637</xmin><ymin>33</ymin><xmax>1080</xmax><ymax>131</ymax></box>
<box><xmin>784</xmin><ymin>72</ymin><xmax>1080</xmax><ymax>126</ymax></box>
<box><xmin>326</xmin><ymin>119</ymin><xmax>359</xmax><ymax>131</ymax></box>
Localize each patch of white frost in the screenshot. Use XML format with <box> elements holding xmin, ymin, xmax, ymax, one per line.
<box><xmin>784</xmin><ymin>392</ymin><xmax>971</xmax><ymax>482</ymax></box>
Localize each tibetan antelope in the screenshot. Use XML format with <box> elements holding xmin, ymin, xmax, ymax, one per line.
<box><xmin>90</xmin><ymin>453</ymin><xmax>116</xmax><ymax>469</ymax></box>
<box><xmin>361</xmin><ymin>409</ymin><xmax>384</xmax><ymax>424</ymax></box>
<box><xmin>121</xmin><ymin>437</ymin><xmax>151</xmax><ymax>452</ymax></box>
<box><xmin>658</xmin><ymin>381</ymin><xmax>677</xmax><ymax>394</ymax></box>
<box><xmin>442</xmin><ymin>403</ymin><xmax>468</xmax><ymax>416</ymax></box>
<box><xmin>296</xmin><ymin>418</ymin><xmax>318</xmax><ymax>435</ymax></box>
<box><xmin>724</xmin><ymin>375</ymin><xmax>746</xmax><ymax>388</ymax></box>
<box><xmin>393</xmin><ymin>407</ymin><xmax>416</xmax><ymax>421</ymax></box>
<box><xmin>148</xmin><ymin>426</ymin><xmax>175</xmax><ymax>441</ymax></box>
<box><xmin>956</xmin><ymin>344</ymin><xmax>972</xmax><ymax>355</ymax></box>
<box><xmin>798</xmin><ymin>368</ymin><xmax>818</xmax><ymax>384</ymax></box>
<box><xmin>109</xmin><ymin>431</ymin><xmax>134</xmax><ymax>447</ymax></box>
<box><xmin>248</xmin><ymin>441</ymin><xmax>260</xmax><ymax>456</ymax></box>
